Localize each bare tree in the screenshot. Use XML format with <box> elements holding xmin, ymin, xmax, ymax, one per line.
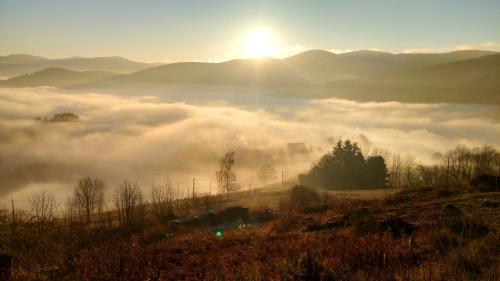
<box><xmin>114</xmin><ymin>180</ymin><xmax>143</xmax><ymax>227</ymax></box>
<box><xmin>29</xmin><ymin>191</ymin><xmax>57</xmax><ymax>232</ymax></box>
<box><xmin>415</xmin><ymin>145</ymin><xmax>499</xmax><ymax>189</ymax></box>
<box><xmin>72</xmin><ymin>177</ymin><xmax>105</xmax><ymax>224</ymax></box>
<box><xmin>454</xmin><ymin>145</ymin><xmax>471</xmax><ymax>182</ymax></box>
<box><xmin>65</xmin><ymin>197</ymin><xmax>77</xmax><ymax>225</ymax></box>
<box><xmin>216</xmin><ymin>151</ymin><xmax>239</xmax><ymax>198</ymax></box>
<box><xmin>0</xmin><ymin>206</ymin><xmax>8</xmax><ymax>225</ymax></box>
<box><xmin>390</xmin><ymin>154</ymin><xmax>403</xmax><ymax>188</ymax></box>
<box><xmin>403</xmin><ymin>154</ymin><xmax>415</xmax><ymax>188</ymax></box>
<box><xmin>417</xmin><ymin>164</ymin><xmax>433</xmax><ymax>187</ymax></box>
<box><xmin>473</xmin><ymin>145</ymin><xmax>497</xmax><ymax>175</ymax></box>
<box><xmin>150</xmin><ymin>180</ymin><xmax>176</xmax><ymax>223</ymax></box>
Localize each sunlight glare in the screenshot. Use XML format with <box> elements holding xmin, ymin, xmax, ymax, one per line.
<box><xmin>244</xmin><ymin>29</ymin><xmax>273</xmax><ymax>58</ymax></box>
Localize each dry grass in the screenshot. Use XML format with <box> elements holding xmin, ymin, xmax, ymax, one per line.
<box><xmin>2</xmin><ymin>186</ymin><xmax>499</xmax><ymax>280</ymax></box>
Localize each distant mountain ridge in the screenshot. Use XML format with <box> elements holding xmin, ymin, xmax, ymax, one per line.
<box><xmin>0</xmin><ymin>67</ymin><xmax>118</xmax><ymax>88</ymax></box>
<box><xmin>291</xmin><ymin>53</ymin><xmax>500</xmax><ymax>104</ymax></box>
<box><xmin>0</xmin><ymin>54</ymin><xmax>157</xmax><ymax>77</ymax></box>
<box><xmin>0</xmin><ymin>50</ymin><xmax>498</xmax><ymax>104</ymax></box>
<box><xmin>89</xmin><ymin>58</ymin><xmax>309</xmax><ymax>91</ymax></box>
<box><xmin>0</xmin><ymin>54</ymin><xmax>47</xmax><ymax>65</ymax></box>
<box><xmin>284</xmin><ymin>49</ymin><xmax>497</xmax><ymax>83</ymax></box>
<box><xmin>78</xmin><ymin>49</ymin><xmax>498</xmax><ymax>91</ymax></box>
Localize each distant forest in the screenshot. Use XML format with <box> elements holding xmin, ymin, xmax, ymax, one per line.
<box><xmin>301</xmin><ymin>140</ymin><xmax>499</xmax><ymax>191</ymax></box>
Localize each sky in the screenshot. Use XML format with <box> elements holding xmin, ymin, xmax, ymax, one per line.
<box><xmin>1</xmin><ymin>0</ymin><xmax>499</xmax><ymax>62</ymax></box>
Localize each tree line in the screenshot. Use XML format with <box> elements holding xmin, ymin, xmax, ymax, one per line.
<box><xmin>19</xmin><ymin>176</ymin><xmax>232</xmax><ymax>235</ymax></box>
<box><xmin>392</xmin><ymin>144</ymin><xmax>499</xmax><ymax>189</ymax></box>
<box><xmin>7</xmin><ymin>143</ymin><xmax>499</xmax><ymax>233</ymax></box>
<box><xmin>302</xmin><ymin>140</ymin><xmax>499</xmax><ymax>190</ymax></box>
<box><xmin>10</xmin><ymin>151</ymin><xmax>255</xmax><ymax>233</ymax></box>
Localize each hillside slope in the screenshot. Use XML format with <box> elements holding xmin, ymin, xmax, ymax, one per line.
<box><xmin>84</xmin><ymin>58</ymin><xmax>310</xmax><ymax>91</ymax></box>
<box><xmin>0</xmin><ymin>54</ymin><xmax>47</xmax><ymax>65</ymax></box>
<box><xmin>0</xmin><ymin>55</ymin><xmax>155</xmax><ymax>77</ymax></box>
<box><xmin>282</xmin><ymin>54</ymin><xmax>500</xmax><ymax>104</ymax></box>
<box><xmin>1</xmin><ymin>50</ymin><xmax>498</xmax><ymax>104</ymax></box>
<box><xmin>284</xmin><ymin>49</ymin><xmax>497</xmax><ymax>84</ymax></box>
<box><xmin>0</xmin><ymin>67</ymin><xmax>118</xmax><ymax>88</ymax></box>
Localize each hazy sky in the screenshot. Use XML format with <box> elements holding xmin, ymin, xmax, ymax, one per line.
<box><xmin>1</xmin><ymin>0</ymin><xmax>499</xmax><ymax>62</ymax></box>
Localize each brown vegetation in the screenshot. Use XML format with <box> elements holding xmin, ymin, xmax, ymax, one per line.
<box><xmin>0</xmin><ymin>143</ymin><xmax>498</xmax><ymax>280</ymax></box>
<box><xmin>1</xmin><ymin>180</ymin><xmax>498</xmax><ymax>280</ymax></box>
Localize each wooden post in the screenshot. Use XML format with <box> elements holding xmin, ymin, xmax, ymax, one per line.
<box><xmin>192</xmin><ymin>178</ymin><xmax>195</xmax><ymax>198</ymax></box>
<box><xmin>10</xmin><ymin>199</ymin><xmax>15</xmax><ymax>235</ymax></box>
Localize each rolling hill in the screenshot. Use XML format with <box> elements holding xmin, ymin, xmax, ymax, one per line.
<box><xmin>283</xmin><ymin>49</ymin><xmax>497</xmax><ymax>84</ymax></box>
<box><xmin>0</xmin><ymin>50</ymin><xmax>498</xmax><ymax>104</ymax></box>
<box><xmin>51</xmin><ymin>49</ymin><xmax>500</xmax><ymax>94</ymax></box>
<box><xmin>87</xmin><ymin>58</ymin><xmax>309</xmax><ymax>91</ymax></box>
<box><xmin>286</xmin><ymin>54</ymin><xmax>500</xmax><ymax>104</ymax></box>
<box><xmin>0</xmin><ymin>67</ymin><xmax>118</xmax><ymax>88</ymax></box>
<box><xmin>0</xmin><ymin>54</ymin><xmax>47</xmax><ymax>65</ymax></box>
<box><xmin>0</xmin><ymin>55</ymin><xmax>156</xmax><ymax>77</ymax></box>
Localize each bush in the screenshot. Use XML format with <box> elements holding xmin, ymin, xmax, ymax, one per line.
<box><xmin>470</xmin><ymin>174</ymin><xmax>499</xmax><ymax>192</ymax></box>
<box><xmin>290</xmin><ymin>185</ymin><xmax>319</xmax><ymax>209</ymax></box>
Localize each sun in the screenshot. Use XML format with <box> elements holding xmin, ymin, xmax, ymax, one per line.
<box><xmin>244</xmin><ymin>29</ymin><xmax>273</xmax><ymax>58</ymax></box>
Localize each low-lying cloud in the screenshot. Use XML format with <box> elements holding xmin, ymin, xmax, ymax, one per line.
<box><xmin>0</xmin><ymin>87</ymin><xmax>498</xmax><ymax>206</ymax></box>
<box><xmin>403</xmin><ymin>42</ymin><xmax>500</xmax><ymax>53</ymax></box>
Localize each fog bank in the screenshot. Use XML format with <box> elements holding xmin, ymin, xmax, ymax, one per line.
<box><xmin>0</xmin><ymin>87</ymin><xmax>498</xmax><ymax>206</ymax></box>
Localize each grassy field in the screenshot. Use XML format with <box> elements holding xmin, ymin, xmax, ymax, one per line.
<box><xmin>2</xmin><ymin>185</ymin><xmax>499</xmax><ymax>280</ymax></box>
<box><xmin>216</xmin><ymin>181</ymin><xmax>399</xmax><ymax>210</ymax></box>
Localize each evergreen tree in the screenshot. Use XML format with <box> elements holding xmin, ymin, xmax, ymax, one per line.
<box><xmin>365</xmin><ymin>156</ymin><xmax>388</xmax><ymax>188</ymax></box>
<box><xmin>307</xmin><ymin>139</ymin><xmax>388</xmax><ymax>190</ymax></box>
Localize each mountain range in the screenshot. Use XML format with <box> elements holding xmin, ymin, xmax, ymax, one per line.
<box><xmin>283</xmin><ymin>52</ymin><xmax>500</xmax><ymax>104</ymax></box>
<box><xmin>0</xmin><ymin>67</ymin><xmax>118</xmax><ymax>88</ymax></box>
<box><xmin>0</xmin><ymin>54</ymin><xmax>156</xmax><ymax>77</ymax></box>
<box><xmin>0</xmin><ymin>50</ymin><xmax>498</xmax><ymax>104</ymax></box>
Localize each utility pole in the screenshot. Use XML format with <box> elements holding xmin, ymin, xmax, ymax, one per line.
<box><xmin>192</xmin><ymin>178</ymin><xmax>196</xmax><ymax>198</ymax></box>
<box><xmin>209</xmin><ymin>181</ymin><xmax>212</xmax><ymax>195</ymax></box>
<box><xmin>281</xmin><ymin>170</ymin><xmax>284</xmax><ymax>186</ymax></box>
<box><xmin>11</xmin><ymin>199</ymin><xmax>15</xmax><ymax>235</ymax></box>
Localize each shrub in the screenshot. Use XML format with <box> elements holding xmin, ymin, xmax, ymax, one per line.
<box><xmin>290</xmin><ymin>185</ymin><xmax>319</xmax><ymax>209</ymax></box>
<box><xmin>431</xmin><ymin>228</ymin><xmax>459</xmax><ymax>254</ymax></box>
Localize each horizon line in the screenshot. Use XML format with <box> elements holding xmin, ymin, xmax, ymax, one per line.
<box><xmin>1</xmin><ymin>48</ymin><xmax>499</xmax><ymax>65</ymax></box>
